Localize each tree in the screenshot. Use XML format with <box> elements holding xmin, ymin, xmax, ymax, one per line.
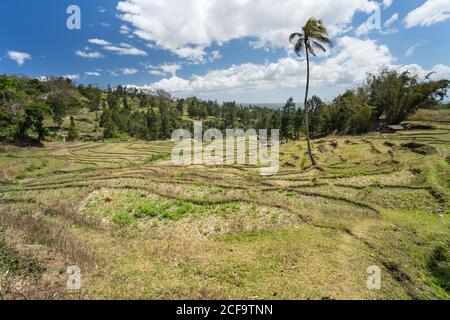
<box><xmin>0</xmin><ymin>76</ymin><xmax>17</xmax><ymax>116</ymax></box>
<box><xmin>146</xmin><ymin>108</ymin><xmax>160</xmax><ymax>140</ymax></box>
<box><xmin>367</xmin><ymin>69</ymin><xmax>450</xmax><ymax>124</ymax></box>
<box><xmin>290</xmin><ymin>18</ymin><xmax>332</xmax><ymax>166</ymax></box>
<box><xmin>100</xmin><ymin>108</ymin><xmax>116</xmax><ymax>139</ymax></box>
<box><xmin>159</xmin><ymin>102</ymin><xmax>170</xmax><ymax>139</ymax></box>
<box><xmin>281</xmin><ymin>97</ymin><xmax>296</xmax><ymax>142</ymax></box>
<box><xmin>85</xmin><ymin>87</ymin><xmax>102</xmax><ymax>116</ymax></box>
<box><xmin>67</xmin><ymin>116</ymin><xmax>78</xmax><ymax>141</ymax></box>
<box><xmin>307</xmin><ymin>95</ymin><xmax>327</xmax><ymax>137</ymax></box>
<box><xmin>176</xmin><ymin>99</ymin><xmax>185</xmax><ymax>115</ymax></box>
<box><xmin>47</xmin><ymin>93</ymin><xmax>70</xmax><ymax>128</ymax></box>
<box><xmin>123</xmin><ymin>96</ymin><xmax>130</xmax><ymax>113</ymax></box>
<box><xmin>293</xmin><ymin>107</ymin><xmax>304</xmax><ymax>140</ymax></box>
<box><xmin>0</xmin><ymin>76</ymin><xmax>15</xmax><ymax>91</ymax></box>
<box><xmin>107</xmin><ymin>90</ymin><xmax>119</xmax><ymax>110</ymax></box>
<box><xmin>22</xmin><ymin>103</ymin><xmax>53</xmax><ymax>141</ymax></box>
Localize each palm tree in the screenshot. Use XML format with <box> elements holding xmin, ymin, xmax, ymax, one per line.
<box><xmin>290</xmin><ymin>18</ymin><xmax>331</xmax><ymax>166</ymax></box>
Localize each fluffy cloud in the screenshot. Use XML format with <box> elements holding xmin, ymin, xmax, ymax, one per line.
<box><xmin>383</xmin><ymin>0</ymin><xmax>393</xmax><ymax>8</ymax></box>
<box><xmin>88</xmin><ymin>38</ymin><xmax>111</xmax><ymax>46</ymax></box>
<box><xmin>76</xmin><ymin>50</ymin><xmax>103</xmax><ymax>59</ymax></box>
<box><xmin>397</xmin><ymin>63</ymin><xmax>450</xmax><ymax>80</ymax></box>
<box><xmin>7</xmin><ymin>50</ymin><xmax>31</xmax><ymax>66</ymax></box>
<box><xmin>85</xmin><ymin>71</ymin><xmax>101</xmax><ymax>77</ymax></box>
<box><xmin>116</xmin><ymin>0</ymin><xmax>379</xmax><ymax>62</ymax></box>
<box><xmin>404</xmin><ymin>0</ymin><xmax>450</xmax><ymax>28</ymax></box>
<box><xmin>104</xmin><ymin>45</ymin><xmax>147</xmax><ymax>56</ymax></box>
<box><xmin>159</xmin><ymin>64</ymin><xmax>182</xmax><ymax>76</ymax></box>
<box><xmin>122</xmin><ymin>68</ymin><xmax>138</xmax><ymax>75</ymax></box>
<box><xmin>146</xmin><ymin>63</ymin><xmax>182</xmax><ymax>77</ymax></box>
<box><xmin>120</xmin><ymin>25</ymin><xmax>131</xmax><ymax>35</ymax></box>
<box><xmin>63</xmin><ymin>74</ymin><xmax>80</xmax><ymax>81</ymax></box>
<box><xmin>384</xmin><ymin>13</ymin><xmax>399</xmax><ymax>27</ymax></box>
<box><xmin>355</xmin><ymin>19</ymin><xmax>377</xmax><ymax>36</ymax></box>
<box><xmin>135</xmin><ymin>37</ymin><xmax>395</xmax><ymax>94</ymax></box>
<box><xmin>88</xmin><ymin>39</ymin><xmax>148</xmax><ymax>56</ymax></box>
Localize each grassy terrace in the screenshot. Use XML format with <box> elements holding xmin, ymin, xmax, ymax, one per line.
<box><xmin>0</xmin><ymin>122</ymin><xmax>449</xmax><ymax>300</ymax></box>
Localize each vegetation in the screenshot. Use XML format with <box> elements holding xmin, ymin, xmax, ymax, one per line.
<box><xmin>67</xmin><ymin>116</ymin><xmax>78</xmax><ymax>141</ymax></box>
<box><xmin>367</xmin><ymin>69</ymin><xmax>450</xmax><ymax>125</ymax></box>
<box><xmin>0</xmin><ymin>121</ymin><xmax>449</xmax><ymax>299</ymax></box>
<box><xmin>1</xmin><ymin>68</ymin><xmax>448</xmax><ymax>148</ymax></box>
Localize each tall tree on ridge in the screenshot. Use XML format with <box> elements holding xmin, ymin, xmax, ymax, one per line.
<box><xmin>290</xmin><ymin>17</ymin><xmax>331</xmax><ymax>166</ymax></box>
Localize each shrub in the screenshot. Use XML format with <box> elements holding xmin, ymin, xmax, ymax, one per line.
<box><xmin>112</xmin><ymin>211</ymin><xmax>137</xmax><ymax>228</ymax></box>
<box><xmin>367</xmin><ymin>69</ymin><xmax>450</xmax><ymax>124</ymax></box>
<box><xmin>133</xmin><ymin>202</ymin><xmax>171</xmax><ymax>219</ymax></box>
<box><xmin>67</xmin><ymin>116</ymin><xmax>78</xmax><ymax>141</ymax></box>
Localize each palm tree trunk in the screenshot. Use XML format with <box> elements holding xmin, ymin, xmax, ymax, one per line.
<box><xmin>304</xmin><ymin>45</ymin><xmax>316</xmax><ymax>166</ymax></box>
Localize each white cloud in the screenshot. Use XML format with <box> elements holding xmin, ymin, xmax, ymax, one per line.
<box><xmin>146</xmin><ymin>63</ymin><xmax>182</xmax><ymax>76</ymax></box>
<box><xmin>160</xmin><ymin>64</ymin><xmax>182</xmax><ymax>76</ymax></box>
<box><xmin>108</xmin><ymin>70</ymin><xmax>119</xmax><ymax>77</ymax></box>
<box><xmin>384</xmin><ymin>13</ymin><xmax>399</xmax><ymax>27</ymax></box>
<box><xmin>122</xmin><ymin>68</ymin><xmax>138</xmax><ymax>75</ymax></box>
<box><xmin>149</xmin><ymin>70</ymin><xmax>165</xmax><ymax>76</ymax></box>
<box><xmin>405</xmin><ymin>40</ymin><xmax>426</xmax><ymax>57</ymax></box>
<box><xmin>379</xmin><ymin>28</ymin><xmax>398</xmax><ymax>35</ymax></box>
<box><xmin>103</xmin><ymin>45</ymin><xmax>148</xmax><ymax>56</ymax></box>
<box><xmin>211</xmin><ymin>50</ymin><xmax>222</xmax><ymax>61</ymax></box>
<box><xmin>120</xmin><ymin>25</ymin><xmax>131</xmax><ymax>35</ymax></box>
<box><xmin>88</xmin><ymin>38</ymin><xmax>111</xmax><ymax>46</ymax></box>
<box><xmin>404</xmin><ymin>0</ymin><xmax>450</xmax><ymax>28</ymax></box>
<box><xmin>76</xmin><ymin>50</ymin><xmax>103</xmax><ymax>59</ymax></box>
<box><xmin>134</xmin><ymin>37</ymin><xmax>395</xmax><ymax>94</ymax></box>
<box><xmin>85</xmin><ymin>71</ymin><xmax>101</xmax><ymax>77</ymax></box>
<box><xmin>397</xmin><ymin>63</ymin><xmax>450</xmax><ymax>80</ymax></box>
<box><xmin>7</xmin><ymin>50</ymin><xmax>31</xmax><ymax>66</ymax></box>
<box><xmin>116</xmin><ymin>0</ymin><xmax>379</xmax><ymax>62</ymax></box>
<box><xmin>383</xmin><ymin>0</ymin><xmax>393</xmax><ymax>8</ymax></box>
<box><xmin>88</xmin><ymin>38</ymin><xmax>148</xmax><ymax>56</ymax></box>
<box><xmin>63</xmin><ymin>74</ymin><xmax>80</xmax><ymax>81</ymax></box>
<box><xmin>355</xmin><ymin>19</ymin><xmax>377</xmax><ymax>36</ymax></box>
<box><xmin>37</xmin><ymin>76</ymin><xmax>50</xmax><ymax>82</ymax></box>
<box><xmin>174</xmin><ymin>46</ymin><xmax>208</xmax><ymax>63</ymax></box>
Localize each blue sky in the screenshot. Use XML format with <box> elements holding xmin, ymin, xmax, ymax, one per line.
<box><xmin>1</xmin><ymin>0</ymin><xmax>450</xmax><ymax>103</ymax></box>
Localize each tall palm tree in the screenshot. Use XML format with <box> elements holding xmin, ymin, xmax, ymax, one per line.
<box><xmin>290</xmin><ymin>18</ymin><xmax>331</xmax><ymax>166</ymax></box>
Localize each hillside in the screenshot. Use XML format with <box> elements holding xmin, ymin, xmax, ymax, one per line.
<box><xmin>0</xmin><ymin>116</ymin><xmax>449</xmax><ymax>299</ymax></box>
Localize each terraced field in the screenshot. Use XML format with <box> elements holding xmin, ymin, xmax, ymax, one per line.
<box><xmin>0</xmin><ymin>123</ymin><xmax>449</xmax><ymax>300</ymax></box>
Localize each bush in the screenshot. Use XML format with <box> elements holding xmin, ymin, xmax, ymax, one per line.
<box><xmin>367</xmin><ymin>69</ymin><xmax>450</xmax><ymax>124</ymax></box>
<box><xmin>133</xmin><ymin>202</ymin><xmax>172</xmax><ymax>219</ymax></box>
<box><xmin>67</xmin><ymin>116</ymin><xmax>78</xmax><ymax>141</ymax></box>
<box><xmin>112</xmin><ymin>211</ymin><xmax>137</xmax><ymax>228</ymax></box>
